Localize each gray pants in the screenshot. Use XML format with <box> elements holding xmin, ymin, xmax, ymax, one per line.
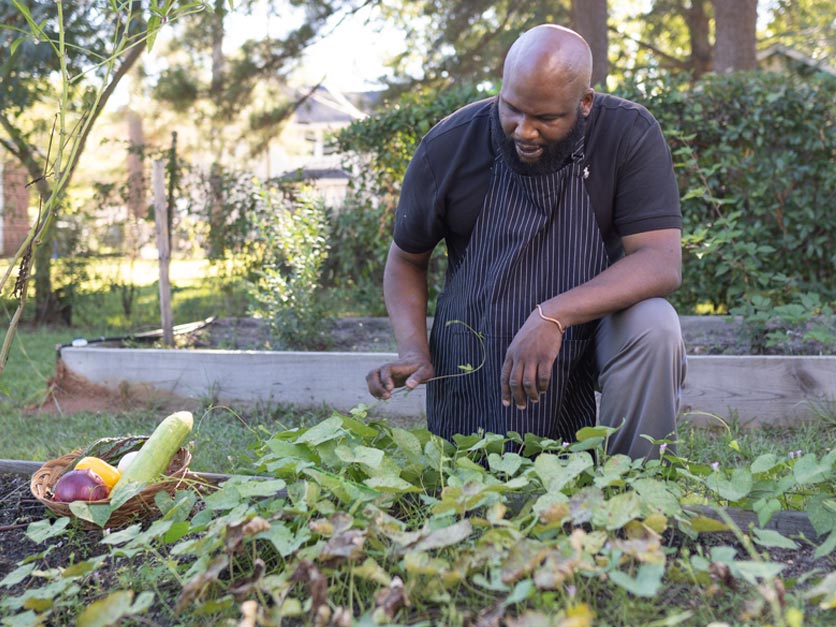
<box><xmin>595</xmin><ymin>298</ymin><xmax>686</xmax><ymax>459</ymax></box>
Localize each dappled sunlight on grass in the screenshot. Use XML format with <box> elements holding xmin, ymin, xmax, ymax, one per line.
<box><xmin>0</xmin><ymin>327</ymin><xmax>70</xmax><ymax>405</ymax></box>
<box><xmin>76</xmin><ymin>257</ymin><xmax>213</xmax><ymax>289</ymax></box>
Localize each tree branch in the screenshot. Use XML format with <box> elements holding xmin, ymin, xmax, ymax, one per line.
<box><xmin>63</xmin><ymin>39</ymin><xmax>145</xmax><ymax>183</ymax></box>
<box><xmin>608</xmin><ymin>24</ymin><xmax>690</xmax><ymax>71</ymax></box>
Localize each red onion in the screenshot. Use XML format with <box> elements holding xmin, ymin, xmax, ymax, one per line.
<box><xmin>52</xmin><ymin>468</ymin><xmax>109</xmax><ymax>502</ymax></box>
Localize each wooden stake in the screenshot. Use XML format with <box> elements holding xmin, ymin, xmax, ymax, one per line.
<box><xmin>153</xmin><ymin>160</ymin><xmax>174</xmax><ymax>346</ymax></box>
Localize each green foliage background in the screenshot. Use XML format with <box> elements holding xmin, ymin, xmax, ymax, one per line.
<box><xmin>332</xmin><ymin>84</ymin><xmax>485</xmax><ymax>313</ymax></box>
<box><xmin>617</xmin><ymin>71</ymin><xmax>835</xmax><ymax>313</ymax></box>
<box><xmin>334</xmin><ymin>71</ymin><xmax>835</xmax><ymax>317</ymax></box>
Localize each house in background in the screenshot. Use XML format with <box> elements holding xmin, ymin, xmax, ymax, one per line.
<box><xmin>259</xmin><ymin>85</ymin><xmax>380</xmax><ymax>207</ymax></box>
<box><xmin>757</xmin><ymin>43</ymin><xmax>836</xmax><ymax>76</ymax></box>
<box><xmin>0</xmin><ymin>160</ymin><xmax>31</xmax><ymax>257</ymax></box>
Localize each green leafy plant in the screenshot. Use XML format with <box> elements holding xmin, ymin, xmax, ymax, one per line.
<box><xmin>730</xmin><ymin>292</ymin><xmax>836</xmax><ymax>354</ymax></box>
<box><xmin>3</xmin><ymin>411</ymin><xmax>835</xmax><ymax>626</ymax></box>
<box><xmin>616</xmin><ymin>71</ymin><xmax>835</xmax><ymax>315</ymax></box>
<box><xmin>0</xmin><ymin>0</ymin><xmax>204</xmax><ymax>372</ymax></box>
<box><xmin>332</xmin><ymin>84</ymin><xmax>484</xmax><ymax>315</ymax></box>
<box><xmin>248</xmin><ymin>184</ymin><xmax>334</xmax><ymax>350</ymax></box>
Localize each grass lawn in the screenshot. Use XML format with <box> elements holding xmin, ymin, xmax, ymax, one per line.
<box><xmin>0</xmin><ymin>257</ymin><xmax>302</xmax><ymax>473</ymax></box>
<box><xmin>0</xmin><ymin>325</ymin><xmax>336</xmax><ymax>473</ymax></box>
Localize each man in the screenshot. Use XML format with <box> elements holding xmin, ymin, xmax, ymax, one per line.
<box><xmin>366</xmin><ymin>24</ymin><xmax>686</xmax><ymax>459</ymax></box>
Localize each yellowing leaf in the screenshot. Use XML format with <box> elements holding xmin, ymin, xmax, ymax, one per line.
<box><xmin>402</xmin><ymin>551</ymin><xmax>449</xmax><ymax>576</ymax></box>
<box><xmin>77</xmin><ymin>590</ymin><xmax>134</xmax><ymax>627</ymax></box>
<box><xmin>561</xmin><ymin>603</ymin><xmax>596</xmax><ymax>627</ymax></box>
<box><xmin>353</xmin><ymin>558</ymin><xmax>392</xmax><ymax>585</ymax></box>
<box><xmin>539</xmin><ymin>502</ymin><xmax>570</xmax><ymax>525</ymax></box>
<box><xmin>644</xmin><ymin>513</ymin><xmax>668</xmax><ymax>534</ymax></box>
<box><xmin>23</xmin><ymin>597</ymin><xmax>53</xmax><ymax>612</ymax></box>
<box><xmin>533</xmin><ymin>550</ymin><xmax>579</xmax><ymax>590</ymax></box>
<box><xmin>688</xmin><ymin>515</ymin><xmax>730</xmax><ymax>533</ymax></box>
<box><xmin>612</xmin><ymin>536</ymin><xmax>665</xmax><ymax>565</ymax></box>
<box><xmin>501</xmin><ymin>539</ymin><xmax>550</xmax><ymax>584</ymax></box>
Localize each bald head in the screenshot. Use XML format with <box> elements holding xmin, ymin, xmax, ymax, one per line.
<box><xmin>496</xmin><ymin>24</ymin><xmax>595</xmax><ymax>173</ymax></box>
<box><xmin>502</xmin><ymin>25</ymin><xmax>593</xmax><ymax>97</ymax></box>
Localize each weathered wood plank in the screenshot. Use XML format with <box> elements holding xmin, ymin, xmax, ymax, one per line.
<box><xmin>680</xmin><ymin>355</ymin><xmax>836</xmax><ymax>426</ymax></box>
<box><xmin>58</xmin><ymin>347</ymin><xmax>426</xmax><ymax>418</ymax></box>
<box><xmin>58</xmin><ymin>348</ymin><xmax>836</xmax><ymax>426</ymax></box>
<box><xmin>687</xmin><ymin>505</ymin><xmax>823</xmax><ymax>541</ymax></box>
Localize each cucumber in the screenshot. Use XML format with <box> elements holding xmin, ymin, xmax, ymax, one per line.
<box><xmin>111</xmin><ymin>411</ymin><xmax>193</xmax><ymax>491</ymax></box>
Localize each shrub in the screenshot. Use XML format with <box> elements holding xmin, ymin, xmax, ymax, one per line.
<box><xmin>333</xmin><ymin>84</ymin><xmax>484</xmax><ymax>314</ymax></box>
<box><xmin>615</xmin><ymin>71</ymin><xmax>835</xmax><ymax>313</ymax></box>
<box><xmin>248</xmin><ymin>184</ymin><xmax>334</xmax><ymax>349</ymax></box>
<box><xmin>335</xmin><ymin>73</ymin><xmax>834</xmax><ymax>317</ymax></box>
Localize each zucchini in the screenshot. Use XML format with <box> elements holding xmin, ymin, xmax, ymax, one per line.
<box><xmin>111</xmin><ymin>411</ymin><xmax>193</xmax><ymax>492</ymax></box>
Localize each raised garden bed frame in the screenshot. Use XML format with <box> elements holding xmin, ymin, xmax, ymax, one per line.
<box><xmin>55</xmin><ymin>316</ymin><xmax>836</xmax><ymax>427</ymax></box>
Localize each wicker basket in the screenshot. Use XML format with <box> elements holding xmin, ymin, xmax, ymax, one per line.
<box><xmin>30</xmin><ymin>445</ymin><xmax>192</xmax><ymax>529</ymax></box>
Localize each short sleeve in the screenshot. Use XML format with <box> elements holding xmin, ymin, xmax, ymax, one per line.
<box><xmin>393</xmin><ymin>143</ymin><xmax>445</xmax><ymax>254</ymax></box>
<box><xmin>612</xmin><ymin>117</ymin><xmax>682</xmax><ymax>236</ymax></box>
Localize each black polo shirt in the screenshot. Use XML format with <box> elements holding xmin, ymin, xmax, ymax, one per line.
<box><xmin>393</xmin><ymin>93</ymin><xmax>682</xmax><ymax>267</ymax></box>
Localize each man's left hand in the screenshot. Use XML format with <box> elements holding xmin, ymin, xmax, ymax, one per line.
<box><xmin>500</xmin><ymin>311</ymin><xmax>564</xmax><ymax>410</ymax></box>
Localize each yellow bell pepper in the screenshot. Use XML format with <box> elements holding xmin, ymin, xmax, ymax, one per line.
<box><xmin>74</xmin><ymin>456</ymin><xmax>122</xmax><ymax>490</ymax></box>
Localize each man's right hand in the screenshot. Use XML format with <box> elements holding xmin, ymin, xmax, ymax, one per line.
<box><xmin>366</xmin><ymin>354</ymin><xmax>435</xmax><ymax>400</ymax></box>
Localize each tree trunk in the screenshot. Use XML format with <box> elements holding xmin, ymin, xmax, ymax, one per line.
<box><xmin>713</xmin><ymin>0</ymin><xmax>758</xmax><ymax>72</ymax></box>
<box><xmin>126</xmin><ymin>110</ymin><xmax>145</xmax><ymax>221</ymax></box>
<box><xmin>153</xmin><ymin>160</ymin><xmax>174</xmax><ymax>346</ymax></box>
<box><xmin>208</xmin><ymin>162</ymin><xmax>225</xmax><ymax>259</ymax></box>
<box><xmin>207</xmin><ymin>0</ymin><xmax>227</xmax><ymax>258</ymax></box>
<box><xmin>211</xmin><ymin>0</ymin><xmax>225</xmax><ymax>94</ymax></box>
<box><xmin>684</xmin><ymin>0</ymin><xmax>713</xmax><ymax>77</ymax></box>
<box><xmin>571</xmin><ymin>0</ymin><xmax>609</xmax><ymax>88</ymax></box>
<box><xmin>166</xmin><ymin>131</ymin><xmax>177</xmax><ymax>250</ymax></box>
<box><xmin>30</xmin><ymin>41</ymin><xmax>145</xmax><ymax>323</ymax></box>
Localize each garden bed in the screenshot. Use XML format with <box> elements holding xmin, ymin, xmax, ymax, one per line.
<box><xmin>2</xmin><ymin>423</ymin><xmax>835</xmax><ymax>626</ymax></box>
<box><xmin>1</xmin><ymin>469</ymin><xmax>833</xmax><ymax>583</ymax></box>
<box><xmin>50</xmin><ymin>316</ymin><xmax>836</xmax><ymax>427</ymax></box>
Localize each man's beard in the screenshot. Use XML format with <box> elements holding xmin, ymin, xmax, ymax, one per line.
<box><xmin>491</xmin><ymin>102</ymin><xmax>587</xmax><ymax>176</ymax></box>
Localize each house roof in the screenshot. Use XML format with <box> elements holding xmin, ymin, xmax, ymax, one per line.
<box><xmin>757</xmin><ymin>43</ymin><xmax>836</xmax><ymax>76</ymax></box>
<box><xmin>292</xmin><ymin>86</ymin><xmax>371</xmax><ymax>125</ymax></box>
<box><xmin>279</xmin><ymin>167</ymin><xmax>349</xmax><ymax>181</ymax></box>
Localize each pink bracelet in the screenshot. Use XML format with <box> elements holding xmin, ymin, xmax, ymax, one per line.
<box><xmin>536</xmin><ymin>304</ymin><xmax>566</xmax><ymax>335</ymax></box>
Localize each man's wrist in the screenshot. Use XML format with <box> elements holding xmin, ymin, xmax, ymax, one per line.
<box><xmin>536</xmin><ymin>303</ymin><xmax>568</xmax><ymax>335</ymax></box>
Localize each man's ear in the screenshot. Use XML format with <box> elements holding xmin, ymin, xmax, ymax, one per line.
<box><xmin>581</xmin><ymin>89</ymin><xmax>595</xmax><ymax>117</ymax></box>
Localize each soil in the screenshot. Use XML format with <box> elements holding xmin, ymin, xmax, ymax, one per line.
<box><xmin>165</xmin><ymin>314</ymin><xmax>836</xmax><ymax>356</ymax></box>
<box><xmin>185</xmin><ymin>316</ymin><xmax>401</xmax><ymax>353</ymax></box>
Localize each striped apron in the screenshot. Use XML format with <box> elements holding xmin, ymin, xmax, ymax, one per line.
<box><xmin>426</xmin><ymin>143</ymin><xmax>610</xmax><ymax>443</ymax></box>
